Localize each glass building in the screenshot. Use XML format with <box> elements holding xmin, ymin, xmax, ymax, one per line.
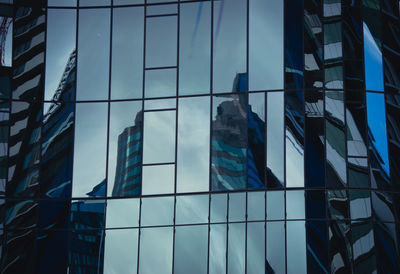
<box><xmin>0</xmin><ymin>0</ymin><xmax>399</xmax><ymax>273</ymax></box>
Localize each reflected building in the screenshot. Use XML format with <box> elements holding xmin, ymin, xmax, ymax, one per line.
<box><xmin>112</xmin><ymin>112</ymin><xmax>142</xmax><ymax>197</ymax></box>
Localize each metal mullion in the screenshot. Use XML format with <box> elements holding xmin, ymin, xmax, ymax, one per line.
<box><xmin>146</xmin><ymin>13</ymin><xmax>178</xmax><ymax>18</ymax></box>
<box><xmin>245</xmin><ymin>0</ymin><xmax>249</xmax><ymax>271</ymax></box>
<box><xmin>145</xmin><ymin>65</ymin><xmax>177</xmax><ymax>70</ymax></box>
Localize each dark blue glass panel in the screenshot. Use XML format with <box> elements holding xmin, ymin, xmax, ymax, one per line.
<box><xmin>285</xmin><ymin>0</ymin><xmax>303</xmax><ymax>89</ymax></box>
<box><xmin>5</xmin><ymin>199</ymin><xmax>37</xmax><ymax>229</ymax></box>
<box><xmin>37</xmin><ymin>199</ymin><xmax>69</xmax><ymax>229</ymax></box>
<box><xmin>327</xmin><ymin>190</ymin><xmax>349</xmax><ymax>220</ymax></box>
<box><xmin>374</xmin><ymin>222</ymin><xmax>400</xmax><ymax>273</ymax></box>
<box><xmin>364</xmin><ymin>22</ymin><xmax>384</xmax><ymax>91</ymax></box>
<box><xmin>366</xmin><ymin>92</ymin><xmax>390</xmax><ymax>188</ymax></box>
<box><xmin>329</xmin><ymin>220</ymin><xmax>352</xmax><ymax>273</ymax></box>
<box><xmin>351</xmin><ymin>220</ymin><xmax>376</xmax><ymax>273</ymax></box>
<box><xmin>371</xmin><ymin>191</ymin><xmax>395</xmax><ymax>223</ymax></box>
<box><xmin>306</xmin><ymin>190</ymin><xmax>326</xmax><ymax>219</ymax></box>
<box><xmin>385</xmin><ymin>93</ymin><xmax>400</xmax><ymax>190</ymax></box>
<box><xmin>70</xmin><ymin>200</ymin><xmax>105</xmax><ymax>230</ymax></box>
<box><xmin>36</xmin><ymin>230</ymin><xmax>68</xmax><ymax>273</ymax></box>
<box><xmin>306</xmin><ymin>220</ymin><xmax>329</xmax><ymax>274</ymax></box>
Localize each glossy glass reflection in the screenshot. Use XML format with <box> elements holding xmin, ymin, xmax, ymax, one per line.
<box><xmin>348</xmin><ymin>157</ymin><xmax>369</xmax><ymax>188</ymax></box>
<box><xmin>142</xmin><ymin>164</ymin><xmax>174</xmax><ymax>195</ymax></box>
<box><xmin>111</xmin><ymin>7</ymin><xmax>143</xmax><ymax>99</ymax></box>
<box><xmin>104</xmin><ymin>229</ymin><xmax>138</xmax><ymax>274</ymax></box>
<box><xmin>249</xmin><ymin>0</ymin><xmax>283</xmax><ymax>90</ymax></box>
<box><xmin>286</xmin><ymin>190</ymin><xmax>305</xmax><ymax>219</ymax></box>
<box><xmin>327</xmin><ymin>190</ymin><xmax>349</xmax><ymax>220</ymax></box>
<box><xmin>48</xmin><ymin>0</ymin><xmax>76</xmax><ymax>6</ymax></box>
<box><xmin>266</xmin><ymin>92</ymin><xmax>284</xmax><ymax>187</ymax></box>
<box><xmin>108</xmin><ymin>101</ymin><xmax>142</xmax><ymax>197</ymax></box>
<box><xmin>211</xmin><ymin>95</ymin><xmax>247</xmax><ymax>190</ymax></box>
<box><xmin>143</xmin><ymin>110</ymin><xmax>175</xmax><ymax>164</ymax></box>
<box><xmin>248</xmin><ymin>93</ymin><xmax>265</xmax><ymax>189</ymax></box>
<box><xmin>80</xmin><ymin>0</ymin><xmax>110</xmax><ymax>6</ymax></box>
<box><xmin>70</xmin><ymin>199</ymin><xmax>105</xmax><ymax>229</ymax></box>
<box><xmin>247</xmin><ymin>222</ymin><xmax>265</xmax><ymax>274</ymax></box>
<box><xmin>145</xmin><ymin>16</ymin><xmax>177</xmax><ymax>68</ymax></box>
<box><xmin>287</xmin><ymin>221</ymin><xmax>307</xmax><ymax>274</ymax></box>
<box><xmin>228</xmin><ymin>223</ymin><xmax>245</xmax><ymax>274</ymax></box>
<box><xmin>45</xmin><ymin>9</ymin><xmax>76</xmax><ymax>101</ymax></box>
<box><xmin>179</xmin><ymin>2</ymin><xmax>211</xmax><ymax>95</ymax></box>
<box><xmin>306</xmin><ymin>220</ymin><xmax>329</xmax><ymax>274</ymax></box>
<box><xmin>144</xmin><ymin>98</ymin><xmax>175</xmax><ymax>110</ymax></box>
<box><xmin>174</xmin><ymin>225</ymin><xmax>208</xmax><ymax>274</ymax></box>
<box><xmin>213</xmin><ymin>0</ymin><xmax>246</xmax><ymax>93</ymax></box>
<box><xmin>266</xmin><ymin>221</ymin><xmax>285</xmax><ymax>273</ymax></box>
<box><xmin>140</xmin><ymin>196</ymin><xmax>174</xmax><ymax>226</ymax></box>
<box><xmin>105</xmin><ymin>198</ymin><xmax>139</xmax><ymax>228</ymax></box>
<box><xmin>229</xmin><ymin>192</ymin><xmax>246</xmax><ymax>222</ymax></box>
<box><xmin>210</xmin><ymin>193</ymin><xmax>227</xmax><ymax>223</ymax></box>
<box><xmin>351</xmin><ymin>221</ymin><xmax>376</xmax><ymax>273</ymax></box>
<box><xmin>247</xmin><ymin>191</ymin><xmax>265</xmax><ymax>221</ymax></box>
<box><xmin>176</xmin><ymin>194</ymin><xmax>208</xmax><ymax>225</ymax></box>
<box><xmin>177</xmin><ymin>96</ymin><xmax>210</xmax><ymax>192</ymax></box>
<box><xmin>349</xmin><ymin>190</ymin><xmax>371</xmax><ymax>220</ymax></box>
<box><xmin>147</xmin><ymin>4</ymin><xmax>177</xmax><ymax>16</ymax></box>
<box><xmin>139</xmin><ymin>227</ymin><xmax>173</xmax><ymax>274</ymax></box>
<box><xmin>77</xmin><ymin>9</ymin><xmax>110</xmax><ymax>100</ymax></box>
<box><xmin>209</xmin><ymin>224</ymin><xmax>227</xmax><ymax>274</ymax></box>
<box><xmin>371</xmin><ymin>191</ymin><xmax>395</xmax><ymax>222</ymax></box>
<box><xmin>73</xmin><ymin>103</ymin><xmax>107</xmax><ymax>197</ymax></box>
<box><xmin>364</xmin><ymin>22</ymin><xmax>384</xmax><ymax>91</ymax></box>
<box><xmin>267</xmin><ymin>191</ymin><xmax>284</xmax><ymax>220</ymax></box>
<box><xmin>0</xmin><ymin>17</ymin><xmax>11</xmax><ymax>67</ymax></box>
<box><xmin>145</xmin><ymin>68</ymin><xmax>176</xmax><ymax>98</ymax></box>
<box><xmin>374</xmin><ymin>222</ymin><xmax>400</xmax><ymax>273</ymax></box>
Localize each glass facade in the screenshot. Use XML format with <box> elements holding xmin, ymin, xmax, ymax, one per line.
<box><xmin>0</xmin><ymin>0</ymin><xmax>400</xmax><ymax>273</ymax></box>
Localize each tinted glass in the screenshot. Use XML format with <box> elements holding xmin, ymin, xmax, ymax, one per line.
<box><xmin>266</xmin><ymin>221</ymin><xmax>285</xmax><ymax>273</ymax></box>
<box><xmin>145</xmin><ymin>68</ymin><xmax>176</xmax><ymax>98</ymax></box>
<box><xmin>266</xmin><ymin>191</ymin><xmax>284</xmax><ymax>220</ymax></box>
<box><xmin>210</xmin><ymin>193</ymin><xmax>227</xmax><ymax>223</ymax></box>
<box><xmin>209</xmin><ymin>224</ymin><xmax>226</xmax><ymax>274</ymax></box>
<box><xmin>287</xmin><ymin>221</ymin><xmax>307</xmax><ymax>274</ymax></box>
<box><xmin>247</xmin><ymin>222</ymin><xmax>265</xmax><ymax>274</ymax></box>
<box><xmin>175</xmin><ymin>194</ymin><xmax>208</xmax><ymax>225</ymax></box>
<box><xmin>106</xmin><ymin>198</ymin><xmax>139</xmax><ymax>228</ymax></box>
<box><xmin>286</xmin><ymin>190</ymin><xmax>305</xmax><ymax>219</ymax></box>
<box><xmin>140</xmin><ymin>196</ymin><xmax>174</xmax><ymax>226</ymax></box>
<box><xmin>229</xmin><ymin>192</ymin><xmax>246</xmax><ymax>222</ymax></box>
<box><xmin>247</xmin><ymin>191</ymin><xmax>265</xmax><ymax>221</ymax></box>
<box><xmin>142</xmin><ymin>164</ymin><xmax>174</xmax><ymax>195</ymax></box>
<box><xmin>228</xmin><ymin>223</ymin><xmax>245</xmax><ymax>274</ymax></box>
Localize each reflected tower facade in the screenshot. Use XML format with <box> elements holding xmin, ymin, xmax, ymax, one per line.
<box><xmin>1</xmin><ymin>0</ymin><xmax>400</xmax><ymax>274</ymax></box>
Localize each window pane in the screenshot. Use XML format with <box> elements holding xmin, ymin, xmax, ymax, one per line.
<box><xmin>179</xmin><ymin>2</ymin><xmax>211</xmax><ymax>95</ymax></box>
<box><xmin>175</xmin><ymin>194</ymin><xmax>208</xmax><ymax>225</ymax></box>
<box><xmin>142</xmin><ymin>164</ymin><xmax>174</xmax><ymax>195</ymax></box>
<box><xmin>228</xmin><ymin>223</ymin><xmax>245</xmax><ymax>274</ymax></box>
<box><xmin>267</xmin><ymin>191</ymin><xmax>284</xmax><ymax>220</ymax></box>
<box><xmin>48</xmin><ymin>0</ymin><xmax>76</xmax><ymax>6</ymax></box>
<box><xmin>174</xmin><ymin>225</ymin><xmax>208</xmax><ymax>274</ymax></box>
<box><xmin>266</xmin><ymin>221</ymin><xmax>285</xmax><ymax>273</ymax></box>
<box><xmin>106</xmin><ymin>198</ymin><xmax>139</xmax><ymax>228</ymax></box>
<box><xmin>77</xmin><ymin>9</ymin><xmax>110</xmax><ymax>100</ymax></box>
<box><xmin>209</xmin><ymin>224</ymin><xmax>226</xmax><ymax>274</ymax></box>
<box><xmin>139</xmin><ymin>227</ymin><xmax>173</xmax><ymax>274</ymax></box>
<box><xmin>213</xmin><ymin>0</ymin><xmax>246</xmax><ymax>93</ymax></box>
<box><xmin>108</xmin><ymin>101</ymin><xmax>142</xmax><ymax>197</ymax></box>
<box><xmin>210</xmin><ymin>193</ymin><xmax>227</xmax><ymax>223</ymax></box>
<box><xmin>143</xmin><ymin>110</ymin><xmax>175</xmax><ymax>164</ymax></box>
<box><xmin>104</xmin><ymin>229</ymin><xmax>138</xmax><ymax>274</ymax></box>
<box><xmin>247</xmin><ymin>191</ymin><xmax>265</xmax><ymax>221</ymax></box>
<box><xmin>70</xmin><ymin>200</ymin><xmax>105</xmax><ymax>229</ymax></box>
<box><xmin>80</xmin><ymin>0</ymin><xmax>110</xmax><ymax>6</ymax></box>
<box><xmin>145</xmin><ymin>16</ymin><xmax>177</xmax><ymax>68</ymax></box>
<box><xmin>45</xmin><ymin>9</ymin><xmax>76</xmax><ymax>101</ymax></box>
<box><xmin>144</xmin><ymin>98</ymin><xmax>175</xmax><ymax>110</ymax></box>
<box><xmin>247</xmin><ymin>222</ymin><xmax>265</xmax><ymax>274</ymax></box>
<box><xmin>287</xmin><ymin>221</ymin><xmax>307</xmax><ymax>274</ymax></box>
<box><xmin>147</xmin><ymin>4</ymin><xmax>177</xmax><ymax>16</ymax></box>
<box><xmin>140</xmin><ymin>196</ymin><xmax>174</xmax><ymax>226</ymax></box>
<box><xmin>145</xmin><ymin>68</ymin><xmax>176</xmax><ymax>98</ymax></box>
<box><xmin>229</xmin><ymin>192</ymin><xmax>246</xmax><ymax>222</ymax></box>
<box><xmin>111</xmin><ymin>7</ymin><xmax>143</xmax><ymax>100</ymax></box>
<box><xmin>286</xmin><ymin>190</ymin><xmax>305</xmax><ymax>220</ymax></box>
<box><xmin>73</xmin><ymin>103</ymin><xmax>107</xmax><ymax>197</ymax></box>
<box><xmin>249</xmin><ymin>0</ymin><xmax>283</xmax><ymax>90</ymax></box>
<box><xmin>177</xmin><ymin>96</ymin><xmax>210</xmax><ymax>192</ymax></box>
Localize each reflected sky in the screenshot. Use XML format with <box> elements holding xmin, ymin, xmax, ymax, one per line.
<box><xmin>364</xmin><ymin>22</ymin><xmax>384</xmax><ymax>91</ymax></box>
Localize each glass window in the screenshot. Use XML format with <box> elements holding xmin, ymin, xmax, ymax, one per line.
<box><xmin>351</xmin><ymin>221</ymin><xmax>376</xmax><ymax>272</ymax></box>
<box><xmin>145</xmin><ymin>16</ymin><xmax>177</xmax><ymax>68</ymax></box>
<box><xmin>70</xmin><ymin>199</ymin><xmax>105</xmax><ymax>229</ymax></box>
<box><xmin>108</xmin><ymin>101</ymin><xmax>142</xmax><ymax>197</ymax></box>
<box><xmin>213</xmin><ymin>0</ymin><xmax>247</xmax><ymax>93</ymax></box>
<box><xmin>80</xmin><ymin>0</ymin><xmax>110</xmax><ymax>6</ymax></box>
<box><xmin>228</xmin><ymin>223</ymin><xmax>245</xmax><ymax>274</ymax></box>
<box><xmin>104</xmin><ymin>229</ymin><xmax>138</xmax><ymax>274</ymax></box>
<box><xmin>106</xmin><ymin>198</ymin><xmax>139</xmax><ymax>228</ymax></box>
<box><xmin>229</xmin><ymin>192</ymin><xmax>246</xmax><ymax>222</ymax></box>
<box><xmin>144</xmin><ymin>98</ymin><xmax>175</xmax><ymax>110</ymax></box>
<box><xmin>175</xmin><ymin>194</ymin><xmax>208</xmax><ymax>225</ymax></box>
<box><xmin>210</xmin><ymin>193</ymin><xmax>227</xmax><ymax>223</ymax></box>
<box><xmin>45</xmin><ymin>9</ymin><xmax>76</xmax><ymax>101</ymax></box>
<box><xmin>249</xmin><ymin>0</ymin><xmax>283</xmax><ymax>90</ymax></box>
<box><xmin>77</xmin><ymin>9</ymin><xmax>110</xmax><ymax>100</ymax></box>
<box><xmin>140</xmin><ymin>196</ymin><xmax>174</xmax><ymax>226</ymax></box>
<box><xmin>48</xmin><ymin>0</ymin><xmax>77</xmax><ymax>6</ymax></box>
<box><xmin>0</xmin><ymin>16</ymin><xmax>12</xmax><ymax>65</ymax></box>
<box><xmin>349</xmin><ymin>190</ymin><xmax>371</xmax><ymax>220</ymax></box>
<box><xmin>247</xmin><ymin>222</ymin><xmax>265</xmax><ymax>274</ymax></box>
<box><xmin>266</xmin><ymin>221</ymin><xmax>285</xmax><ymax>273</ymax></box>
<box><xmin>111</xmin><ymin>7</ymin><xmax>144</xmax><ymax>100</ymax></box>
<box><xmin>363</xmin><ymin>22</ymin><xmax>384</xmax><ymax>91</ymax></box>
<box><xmin>114</xmin><ymin>0</ymin><xmax>143</xmax><ymax>5</ymax></box>
<box><xmin>73</xmin><ymin>103</ymin><xmax>107</xmax><ymax>198</ymax></box>
<box><xmin>145</xmin><ymin>68</ymin><xmax>176</xmax><ymax>98</ymax></box>
<box><xmin>209</xmin><ymin>224</ymin><xmax>227</xmax><ymax>274</ymax></box>
<box><xmin>267</xmin><ymin>191</ymin><xmax>284</xmax><ymax>220</ymax></box>
<box><xmin>247</xmin><ymin>191</ymin><xmax>265</xmax><ymax>221</ymax></box>
<box><xmin>174</xmin><ymin>225</ymin><xmax>208</xmax><ymax>274</ymax></box>
<box><xmin>139</xmin><ymin>227</ymin><xmax>173</xmax><ymax>274</ymax></box>
<box><xmin>143</xmin><ymin>110</ymin><xmax>175</xmax><ymax>164</ymax></box>
<box><xmin>179</xmin><ymin>2</ymin><xmax>211</xmax><ymax>95</ymax></box>
<box><xmin>177</xmin><ymin>96</ymin><xmax>210</xmax><ymax>193</ymax></box>
<box><xmin>147</xmin><ymin>4</ymin><xmax>177</xmax><ymax>16</ymax></box>
<box><xmin>287</xmin><ymin>221</ymin><xmax>307</xmax><ymax>274</ymax></box>
<box><xmin>286</xmin><ymin>190</ymin><xmax>305</xmax><ymax>220</ymax></box>
<box><xmin>371</xmin><ymin>191</ymin><xmax>395</xmax><ymax>222</ymax></box>
<box><xmin>142</xmin><ymin>164</ymin><xmax>175</xmax><ymax>195</ymax></box>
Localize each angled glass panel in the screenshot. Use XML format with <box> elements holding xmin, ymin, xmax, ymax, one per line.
<box><xmin>286</xmin><ymin>190</ymin><xmax>305</xmax><ymax>220</ymax></box>
<box><xmin>73</xmin><ymin>103</ymin><xmax>107</xmax><ymax>198</ymax></box>
<box><xmin>211</xmin><ymin>95</ymin><xmax>247</xmax><ymax>190</ymax></box>
<box><xmin>327</xmin><ymin>189</ymin><xmax>349</xmax><ymax>220</ymax></box>
<box><xmin>324</xmin><ymin>22</ymin><xmax>342</xmax><ymax>60</ymax></box>
<box><xmin>3</xmin><ymin>230</ymin><xmax>36</xmax><ymax>273</ymax></box>
<box><xmin>351</xmin><ymin>220</ymin><xmax>376</xmax><ymax>273</ymax></box>
<box><xmin>175</xmin><ymin>194</ymin><xmax>208</xmax><ymax>225</ymax></box>
<box><xmin>266</xmin><ymin>221</ymin><xmax>285</xmax><ymax>273</ymax></box>
<box><xmin>139</xmin><ymin>227</ymin><xmax>173</xmax><ymax>274</ymax></box>
<box><xmin>41</xmin><ymin>101</ymin><xmax>74</xmax><ymax>198</ymax></box>
<box><xmin>346</xmin><ymin>101</ymin><xmax>367</xmax><ymax>158</ymax></box>
<box><xmin>104</xmin><ymin>228</ymin><xmax>138</xmax><ymax>274</ymax></box>
<box><xmin>329</xmin><ymin>220</ymin><xmax>352</xmax><ymax>274</ymax></box>
<box><xmin>228</xmin><ymin>223</ymin><xmax>245</xmax><ymax>274</ymax></box>
<box><xmin>248</xmin><ymin>93</ymin><xmax>265</xmax><ymax>189</ymax></box>
<box><xmin>306</xmin><ymin>220</ymin><xmax>329</xmax><ymax>274</ymax></box>
<box><xmin>70</xmin><ymin>199</ymin><xmax>105</xmax><ymax>229</ymax></box>
<box><xmin>45</xmin><ymin>9</ymin><xmax>76</xmax><ymax>102</ymax></box>
<box><xmin>209</xmin><ymin>224</ymin><xmax>227</xmax><ymax>274</ymax></box>
<box><xmin>349</xmin><ymin>190</ymin><xmax>371</xmax><ymax>220</ymax></box>
<box><xmin>105</xmin><ymin>198</ymin><xmax>139</xmax><ymax>228</ymax></box>
<box><xmin>374</xmin><ymin>222</ymin><xmax>400</xmax><ymax>273</ymax></box>
<box><xmin>0</xmin><ymin>17</ymin><xmax>12</xmax><ymax>67</ymax></box>
<box><xmin>210</xmin><ymin>193</ymin><xmax>227</xmax><ymax>223</ymax></box>
<box><xmin>145</xmin><ymin>68</ymin><xmax>176</xmax><ymax>98</ymax></box>
<box><xmin>179</xmin><ymin>1</ymin><xmax>211</xmax><ymax>95</ymax></box>
<box><xmin>177</xmin><ymin>96</ymin><xmax>210</xmax><ymax>192</ymax></box>
<box><xmin>213</xmin><ymin>0</ymin><xmax>246</xmax><ymax>93</ymax></box>
<box><xmin>36</xmin><ymin>230</ymin><xmax>68</xmax><ymax>273</ymax></box>
<box><xmin>111</xmin><ymin>7</ymin><xmax>144</xmax><ymax>100</ymax></box>
<box><xmin>140</xmin><ymin>196</ymin><xmax>174</xmax><ymax>226</ymax></box>
<box><xmin>266</xmin><ymin>92</ymin><xmax>284</xmax><ymax>188</ymax></box>
<box><xmin>247</xmin><ymin>222</ymin><xmax>265</xmax><ymax>274</ymax></box>
<box><xmin>5</xmin><ymin>200</ymin><xmax>38</xmax><ymax>229</ymax></box>
<box><xmin>348</xmin><ymin>157</ymin><xmax>369</xmax><ymax>188</ymax></box>
<box><xmin>143</xmin><ymin>110</ymin><xmax>175</xmax><ymax>164</ymax></box>
<box><xmin>174</xmin><ymin>225</ymin><xmax>208</xmax><ymax>274</ymax></box>
<box><xmin>48</xmin><ymin>0</ymin><xmax>77</xmax><ymax>6</ymax></box>
<box><xmin>287</xmin><ymin>221</ymin><xmax>307</xmax><ymax>274</ymax></box>
<box><xmin>142</xmin><ymin>164</ymin><xmax>174</xmax><ymax>195</ymax></box>
<box><xmin>38</xmin><ymin>199</ymin><xmax>69</xmax><ymax>229</ymax></box>
<box><xmin>145</xmin><ymin>16</ymin><xmax>177</xmax><ymax>68</ymax></box>
<box><xmin>285</xmin><ymin>90</ymin><xmax>304</xmax><ymax>187</ymax></box>
<box><xmin>363</xmin><ymin>21</ymin><xmax>383</xmax><ymax>91</ymax></box>
<box><xmin>366</xmin><ymin>92</ymin><xmax>390</xmax><ymax>188</ymax></box>
<box><xmin>266</xmin><ymin>191</ymin><xmax>284</xmax><ymax>220</ymax></box>
<box><xmin>371</xmin><ymin>191</ymin><xmax>394</xmax><ymax>222</ymax></box>
<box><xmin>305</xmin><ymin>190</ymin><xmax>326</xmax><ymax>220</ymax></box>
<box><xmin>77</xmin><ymin>9</ymin><xmax>110</xmax><ymax>100</ymax></box>
<box><xmin>108</xmin><ymin>101</ymin><xmax>142</xmax><ymax>197</ymax></box>
<box><xmin>228</xmin><ymin>192</ymin><xmax>246</xmax><ymax>222</ymax></box>
<box><xmin>247</xmin><ymin>191</ymin><xmax>265</xmax><ymax>221</ymax></box>
<box><xmin>249</xmin><ymin>0</ymin><xmax>283</xmax><ymax>90</ymax></box>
